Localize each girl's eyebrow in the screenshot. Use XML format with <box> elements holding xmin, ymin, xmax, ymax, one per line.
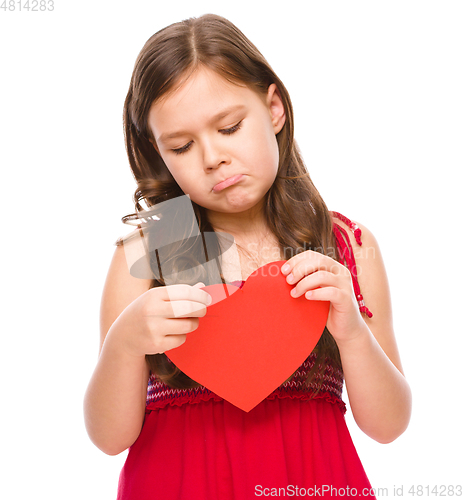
<box><xmin>157</xmin><ymin>104</ymin><xmax>246</xmax><ymax>144</ymax></box>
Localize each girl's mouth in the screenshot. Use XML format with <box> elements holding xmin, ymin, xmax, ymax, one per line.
<box><xmin>212</xmin><ymin>174</ymin><xmax>244</xmax><ymax>192</ymax></box>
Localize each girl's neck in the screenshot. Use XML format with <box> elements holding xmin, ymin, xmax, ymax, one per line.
<box><xmin>206</xmin><ymin>201</ymin><xmax>269</xmax><ymax>243</ymax></box>
<box><xmin>206</xmin><ymin>203</ymin><xmax>284</xmax><ymax>281</ymax></box>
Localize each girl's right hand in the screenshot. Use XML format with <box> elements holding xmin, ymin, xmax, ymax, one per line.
<box><xmin>110</xmin><ymin>282</ymin><xmax>212</xmax><ymax>358</ymax></box>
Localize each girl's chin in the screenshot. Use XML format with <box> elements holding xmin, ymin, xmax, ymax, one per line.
<box><xmin>205</xmin><ymin>199</ymin><xmax>266</xmax><ymax>218</ymax></box>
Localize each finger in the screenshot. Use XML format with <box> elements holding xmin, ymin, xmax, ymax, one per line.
<box><xmin>285</xmin><ymin>258</ymin><xmax>341</xmax><ymax>285</ymax></box>
<box><xmin>302</xmin><ymin>286</ymin><xmax>339</xmax><ymax>302</ymax></box>
<box><xmin>281</xmin><ymin>251</ymin><xmax>326</xmax><ymax>276</ymax></box>
<box><xmin>165</xmin><ymin>317</ymin><xmax>201</xmax><ymax>335</ymax></box>
<box><xmin>168</xmin><ymin>299</ymin><xmax>208</xmax><ymax>319</ymax></box>
<box><xmin>192</xmin><ymin>283</ymin><xmax>212</xmax><ymax>305</ymax></box>
<box><xmin>167</xmin><ymin>284</ymin><xmax>210</xmax><ymax>318</ymax></box>
<box><xmin>159</xmin><ymin>283</ymin><xmax>212</xmax><ymax>306</ymax></box>
<box><xmin>158</xmin><ymin>334</ymin><xmax>188</xmax><ymax>353</ymax></box>
<box><xmin>290</xmin><ymin>270</ymin><xmax>341</xmax><ymax>298</ymax></box>
<box><xmin>302</xmin><ymin>286</ymin><xmax>350</xmax><ymax>308</ymax></box>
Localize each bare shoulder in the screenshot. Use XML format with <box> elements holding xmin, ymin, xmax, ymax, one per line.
<box><xmin>336</xmin><ymin>220</ymin><xmax>388</xmax><ymax>305</ymax></box>
<box><xmin>99</xmin><ymin>243</ymin><xmax>154</xmax><ymax>351</ymax></box>
<box><xmin>333</xmin><ymin>217</ymin><xmax>405</xmax><ymax>374</ymax></box>
<box><xmin>334</xmin><ymin>220</ymin><xmax>384</xmax><ymax>282</ymax></box>
<box><xmin>333</xmin><ymin>217</ymin><xmax>384</xmax><ymax>289</ymax></box>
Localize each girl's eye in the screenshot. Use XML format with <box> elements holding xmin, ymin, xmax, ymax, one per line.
<box><xmin>171</xmin><ymin>121</ymin><xmax>242</xmax><ymax>155</ymax></box>
<box><xmin>172</xmin><ymin>141</ymin><xmax>193</xmax><ymax>155</ymax></box>
<box><xmin>220</xmin><ymin>120</ymin><xmax>243</xmax><ymax>135</ymax></box>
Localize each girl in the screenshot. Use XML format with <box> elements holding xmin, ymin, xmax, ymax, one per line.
<box><xmin>84</xmin><ymin>13</ymin><xmax>412</xmax><ymax>499</ymax></box>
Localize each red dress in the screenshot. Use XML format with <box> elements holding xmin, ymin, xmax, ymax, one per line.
<box><xmin>117</xmin><ymin>214</ymin><xmax>376</xmax><ymax>499</ymax></box>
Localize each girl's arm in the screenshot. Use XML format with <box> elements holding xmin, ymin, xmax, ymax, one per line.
<box><xmin>337</xmin><ymin>222</ymin><xmax>411</xmax><ymax>443</ymax></box>
<box><xmin>84</xmin><ymin>244</ymin><xmax>211</xmax><ymax>455</ymax></box>
<box><xmin>281</xmin><ymin>222</ymin><xmax>412</xmax><ymax>444</ymax></box>
<box><xmin>84</xmin><ymin>245</ymin><xmax>152</xmax><ymax>456</ymax></box>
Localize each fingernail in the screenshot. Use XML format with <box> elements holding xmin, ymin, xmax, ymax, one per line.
<box><xmin>206</xmin><ymin>294</ymin><xmax>213</xmax><ymax>305</ymax></box>
<box><xmin>286</xmin><ymin>273</ymin><xmax>294</xmax><ymax>284</ymax></box>
<box><xmin>281</xmin><ymin>263</ymin><xmax>290</xmax><ymax>274</ymax></box>
<box><xmin>290</xmin><ymin>288</ymin><xmax>297</xmax><ymax>297</ymax></box>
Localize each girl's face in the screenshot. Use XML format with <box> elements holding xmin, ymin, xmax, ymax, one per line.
<box><xmin>148</xmin><ymin>66</ymin><xmax>286</xmax><ymax>219</ymax></box>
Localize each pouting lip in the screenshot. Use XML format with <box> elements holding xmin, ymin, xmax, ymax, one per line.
<box><xmin>212</xmin><ymin>174</ymin><xmax>244</xmax><ymax>192</ymax></box>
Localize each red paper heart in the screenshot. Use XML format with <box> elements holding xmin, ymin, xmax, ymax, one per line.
<box><xmin>166</xmin><ymin>260</ymin><xmax>329</xmax><ymax>412</ymax></box>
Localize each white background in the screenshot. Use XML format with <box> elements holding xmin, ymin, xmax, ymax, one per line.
<box><xmin>1</xmin><ymin>1</ymin><xmax>463</xmax><ymax>498</ymax></box>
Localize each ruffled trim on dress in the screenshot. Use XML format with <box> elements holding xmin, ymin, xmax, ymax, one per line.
<box><xmin>146</xmin><ymin>390</ymin><xmax>223</xmax><ymax>412</ymax></box>
<box><xmin>146</xmin><ymin>387</ymin><xmax>346</xmax><ymax>414</ymax></box>
<box><xmin>146</xmin><ymin>352</ymin><xmax>346</xmax><ymax>414</ymax></box>
<box><xmin>265</xmin><ymin>389</ymin><xmax>347</xmax><ymax>414</ymax></box>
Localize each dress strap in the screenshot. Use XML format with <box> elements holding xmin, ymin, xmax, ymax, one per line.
<box><xmin>331</xmin><ymin>211</ymin><xmax>363</xmax><ymax>246</ymax></box>
<box><xmin>332</xmin><ymin>212</ymin><xmax>373</xmax><ymax>318</ymax></box>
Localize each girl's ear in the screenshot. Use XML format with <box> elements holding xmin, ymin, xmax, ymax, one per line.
<box><xmin>266</xmin><ymin>84</ymin><xmax>286</xmax><ymax>135</ymax></box>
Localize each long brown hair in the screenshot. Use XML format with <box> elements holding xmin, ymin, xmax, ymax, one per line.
<box><xmin>118</xmin><ymin>14</ymin><xmax>342</xmax><ymax>390</ymax></box>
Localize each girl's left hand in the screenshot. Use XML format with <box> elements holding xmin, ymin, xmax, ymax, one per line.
<box><xmin>281</xmin><ymin>251</ymin><xmax>365</xmax><ymax>345</ymax></box>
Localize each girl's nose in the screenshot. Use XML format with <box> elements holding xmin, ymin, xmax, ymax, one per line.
<box><xmin>202</xmin><ymin>138</ymin><xmax>228</xmax><ymax>170</ymax></box>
